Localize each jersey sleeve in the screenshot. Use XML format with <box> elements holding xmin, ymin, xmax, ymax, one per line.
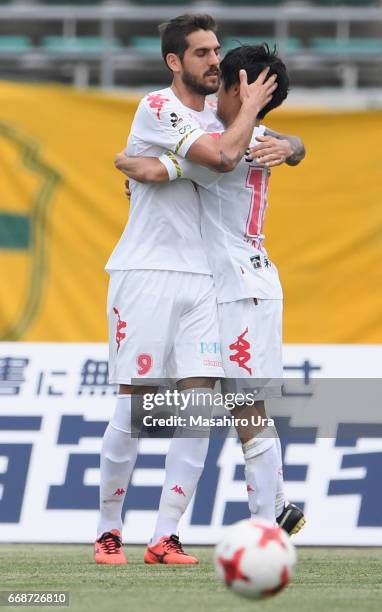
<box><xmin>159</xmin><ymin>150</ymin><xmax>220</xmax><ymax>188</ymax></box>
<box><xmin>134</xmin><ymin>93</ymin><xmax>206</xmax><ymax>158</ymax></box>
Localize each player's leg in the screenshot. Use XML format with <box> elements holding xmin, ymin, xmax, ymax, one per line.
<box><xmin>96</xmin><ymin>270</ymin><xmax>176</xmax><ymax>564</ymax></box>
<box><xmin>235</xmin><ymin>399</ymin><xmax>279</xmax><ymax>523</ymax></box>
<box><xmin>219</xmin><ymin>298</ymin><xmax>282</xmax><ymax>523</ymax></box>
<box><xmin>239</xmin><ymin>299</ymin><xmax>305</xmax><ymax>533</ymax></box>
<box><xmin>96</xmin><ymin>386</ymin><xmax>155</xmax><ymax>564</ymax></box>
<box><xmin>220</xmin><ymin>298</ymin><xmax>305</xmax><ymax>532</ymax></box>
<box><xmin>145</xmin><ymin>274</ymin><xmax>224</xmax><ymax>564</ymax></box>
<box><xmin>225</xmin><ymin>394</ymin><xmax>304</xmax><ymax>533</ymax></box>
<box><xmin>145</xmin><ymin>377</ymin><xmax>215</xmax><ymax>565</ymax></box>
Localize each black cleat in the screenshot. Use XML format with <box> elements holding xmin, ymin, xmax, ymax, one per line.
<box><xmin>277</xmin><ymin>503</ymin><xmax>306</xmax><ymax>535</ymax></box>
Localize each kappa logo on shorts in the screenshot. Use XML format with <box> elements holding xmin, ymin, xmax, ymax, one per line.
<box><xmin>137</xmin><ymin>354</ymin><xmax>153</xmax><ymax>376</ymax></box>
<box><xmin>229</xmin><ymin>327</ymin><xmax>252</xmax><ymax>375</ymax></box>
<box><xmin>113</xmin><ymin>307</ymin><xmax>127</xmax><ymax>352</ymax></box>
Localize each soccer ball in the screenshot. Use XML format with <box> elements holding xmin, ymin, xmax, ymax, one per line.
<box><xmin>214</xmin><ymin>518</ymin><xmax>297</xmax><ymax>599</ymax></box>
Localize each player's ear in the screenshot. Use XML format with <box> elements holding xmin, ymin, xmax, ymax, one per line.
<box><xmin>231</xmin><ymin>84</ymin><xmax>241</xmax><ymax>98</ymax></box>
<box><xmin>166</xmin><ymin>53</ymin><xmax>182</xmax><ymax>74</ymax></box>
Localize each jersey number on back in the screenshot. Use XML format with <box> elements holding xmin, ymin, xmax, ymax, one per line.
<box><xmin>245</xmin><ymin>166</ymin><xmax>269</xmax><ymax>243</ymax></box>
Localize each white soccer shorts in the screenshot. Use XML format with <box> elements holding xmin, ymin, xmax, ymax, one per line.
<box><xmin>107</xmin><ymin>270</ymin><xmax>224</xmax><ymax>384</ymax></box>
<box><xmin>218</xmin><ymin>298</ymin><xmax>283</xmax><ymax>400</ymax></box>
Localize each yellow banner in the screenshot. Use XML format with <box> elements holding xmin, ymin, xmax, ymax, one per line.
<box><xmin>1</xmin><ymin>82</ymin><xmax>381</xmax><ymax>342</ymax></box>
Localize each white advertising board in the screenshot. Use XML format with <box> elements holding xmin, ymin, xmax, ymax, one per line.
<box><xmin>1</xmin><ymin>343</ymin><xmax>382</xmax><ymax>545</ymax></box>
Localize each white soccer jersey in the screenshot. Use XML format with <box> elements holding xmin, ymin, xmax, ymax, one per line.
<box><xmin>106</xmin><ymin>87</ymin><xmax>221</xmax><ymax>275</ymax></box>
<box><xmin>159</xmin><ymin>122</ymin><xmax>283</xmax><ymax>303</ymax></box>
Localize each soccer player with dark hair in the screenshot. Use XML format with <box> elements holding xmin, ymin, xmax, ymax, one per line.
<box><xmin>115</xmin><ymin>41</ymin><xmax>306</xmax><ymax>543</ymax></box>
<box><xmin>96</xmin><ymin>15</ymin><xmax>280</xmax><ymax>566</ymax></box>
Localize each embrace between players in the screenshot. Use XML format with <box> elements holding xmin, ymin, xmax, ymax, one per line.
<box><xmin>95</xmin><ymin>13</ymin><xmax>306</xmax><ymax>566</ymax></box>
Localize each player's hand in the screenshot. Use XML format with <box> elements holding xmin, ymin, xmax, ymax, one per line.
<box><xmin>115</xmin><ymin>151</ymin><xmax>128</xmax><ymax>172</ymax></box>
<box><xmin>124</xmin><ymin>178</ymin><xmax>131</xmax><ymax>198</ymax></box>
<box><xmin>239</xmin><ymin>68</ymin><xmax>277</xmax><ymax>114</ymax></box>
<box><xmin>247</xmin><ymin>135</ymin><xmax>293</xmax><ymax>167</ymax></box>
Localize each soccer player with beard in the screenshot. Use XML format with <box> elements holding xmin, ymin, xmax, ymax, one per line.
<box><xmin>96</xmin><ymin>15</ymin><xmax>277</xmax><ymax>566</ymax></box>
<box><xmin>115</xmin><ymin>43</ymin><xmax>306</xmax><ymax>537</ymax></box>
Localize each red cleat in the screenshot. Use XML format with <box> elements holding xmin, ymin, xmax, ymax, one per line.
<box><xmin>144</xmin><ymin>534</ymin><xmax>198</xmax><ymax>565</ymax></box>
<box><xmin>94</xmin><ymin>529</ymin><xmax>127</xmax><ymax>565</ymax></box>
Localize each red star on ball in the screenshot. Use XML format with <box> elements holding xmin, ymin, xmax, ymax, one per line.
<box><xmin>218</xmin><ymin>548</ymin><xmax>250</xmax><ymax>586</ymax></box>
<box><xmin>257</xmin><ymin>525</ymin><xmax>286</xmax><ymax>550</ymax></box>
<box><xmin>262</xmin><ymin>566</ymin><xmax>290</xmax><ymax>598</ymax></box>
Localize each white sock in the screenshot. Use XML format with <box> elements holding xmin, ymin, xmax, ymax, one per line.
<box><xmin>151</xmin><ymin>388</ymin><xmax>212</xmax><ymax>544</ymax></box>
<box><xmin>97</xmin><ymin>396</ymin><xmax>138</xmax><ymax>538</ymax></box>
<box><xmin>243</xmin><ymin>430</ymin><xmax>278</xmax><ymax>523</ymax></box>
<box><xmin>275</xmin><ymin>434</ymin><xmax>286</xmax><ymax>518</ymax></box>
<box><xmin>152</xmin><ymin>437</ymin><xmax>209</xmax><ymax>543</ymax></box>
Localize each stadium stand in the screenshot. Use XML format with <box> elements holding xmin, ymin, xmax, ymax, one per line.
<box><xmin>222</xmin><ymin>37</ymin><xmax>303</xmax><ymax>52</ymax></box>
<box><xmin>0</xmin><ymin>1</ymin><xmax>381</xmax><ymax>88</ymax></box>
<box><xmin>42</xmin><ymin>36</ymin><xmax>122</xmax><ymax>53</ymax></box>
<box><xmin>0</xmin><ymin>35</ymin><xmax>32</xmax><ymax>53</ymax></box>
<box><xmin>130</xmin><ymin>36</ymin><xmax>161</xmax><ymax>54</ymax></box>
<box><xmin>311</xmin><ymin>36</ymin><xmax>382</xmax><ymax>53</ymax></box>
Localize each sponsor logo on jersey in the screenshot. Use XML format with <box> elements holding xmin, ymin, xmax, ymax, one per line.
<box><xmin>250</xmin><ymin>254</ymin><xmax>271</xmax><ymax>270</ymax></box>
<box><xmin>136</xmin><ymin>353</ymin><xmax>153</xmax><ymax>376</ymax></box>
<box><xmin>146</xmin><ymin>93</ymin><xmax>170</xmax><ymax>119</ymax></box>
<box><xmin>177</xmin><ymin>124</ymin><xmax>192</xmax><ymax>135</ymax></box>
<box><xmin>229</xmin><ymin>328</ymin><xmax>252</xmax><ymax>375</ymax></box>
<box><xmin>170</xmin><ymin>112</ymin><xmax>183</xmax><ymax>128</ymax></box>
<box><xmin>113</xmin><ymin>307</ymin><xmax>127</xmax><ymax>352</ymax></box>
<box><xmin>250</xmin><ymin>255</ymin><xmax>262</xmax><ymax>269</ymax></box>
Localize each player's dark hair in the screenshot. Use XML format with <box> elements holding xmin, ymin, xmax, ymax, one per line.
<box><xmin>220</xmin><ymin>44</ymin><xmax>290</xmax><ymax>118</ymax></box>
<box><xmin>159</xmin><ymin>14</ymin><xmax>217</xmax><ymax>70</ymax></box>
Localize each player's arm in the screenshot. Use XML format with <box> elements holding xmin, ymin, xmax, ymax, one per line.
<box><xmin>247</xmin><ymin>128</ymin><xmax>306</xmax><ymax>167</ymax></box>
<box><xmin>114</xmin><ymin>151</ymin><xmax>169</xmax><ymax>183</ymax></box>
<box><xmin>137</xmin><ymin>71</ymin><xmax>276</xmax><ymax>174</ymax></box>
<box><xmin>186</xmin><ymin>69</ymin><xmax>277</xmax><ymax>172</ymax></box>
<box><xmin>115</xmin><ymin>149</ymin><xmax>218</xmax><ymax>190</ymax></box>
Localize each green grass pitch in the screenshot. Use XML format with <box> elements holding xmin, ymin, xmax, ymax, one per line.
<box><xmin>1</xmin><ymin>546</ymin><xmax>382</xmax><ymax>612</ymax></box>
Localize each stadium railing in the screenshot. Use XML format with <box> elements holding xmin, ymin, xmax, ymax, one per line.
<box><xmin>0</xmin><ymin>35</ymin><xmax>32</xmax><ymax>53</ymax></box>
<box><xmin>129</xmin><ymin>36</ymin><xmax>161</xmax><ymax>53</ymax></box>
<box><xmin>42</xmin><ymin>35</ymin><xmax>122</xmax><ymax>53</ymax></box>
<box><xmin>222</xmin><ymin>36</ymin><xmax>303</xmax><ymax>52</ymax></box>
<box><xmin>0</xmin><ymin>2</ymin><xmax>381</xmax><ymax>88</ymax></box>
<box><xmin>311</xmin><ymin>37</ymin><xmax>382</xmax><ymax>54</ymax></box>
<box><xmin>8</xmin><ymin>1</ymin><xmax>379</xmax><ymax>4</ymax></box>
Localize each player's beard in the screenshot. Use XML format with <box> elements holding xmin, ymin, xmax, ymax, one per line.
<box><xmin>181</xmin><ymin>68</ymin><xmax>220</xmax><ymax>96</ymax></box>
